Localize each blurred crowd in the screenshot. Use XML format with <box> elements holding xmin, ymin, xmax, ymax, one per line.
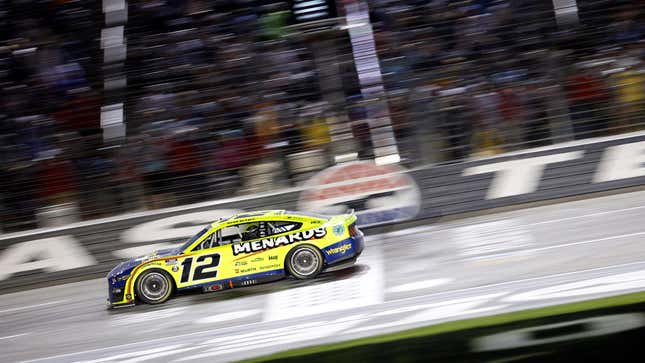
<box><xmin>1</xmin><ymin>0</ymin><xmax>645</xmax><ymax>231</ymax></box>
<box><xmin>372</xmin><ymin>0</ymin><xmax>645</xmax><ymax>159</ymax></box>
<box><xmin>1</xmin><ymin>0</ymin><xmax>102</xmax><ymax>230</ymax></box>
<box><xmin>124</xmin><ymin>0</ymin><xmax>349</xmax><ymax>209</ymax></box>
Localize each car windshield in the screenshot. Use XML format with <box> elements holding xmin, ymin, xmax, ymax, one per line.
<box><xmin>180</xmin><ymin>226</ymin><xmax>210</xmax><ymax>251</ymax></box>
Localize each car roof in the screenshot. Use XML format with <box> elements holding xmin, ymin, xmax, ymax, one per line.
<box><xmin>229</xmin><ymin>210</ymin><xmax>285</xmax><ymax>219</ymax></box>
<box><xmin>209</xmin><ymin>210</ymin><xmax>329</xmax><ymax>228</ymax></box>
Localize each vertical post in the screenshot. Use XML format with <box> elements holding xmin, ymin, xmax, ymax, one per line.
<box><xmin>308</xmin><ymin>32</ymin><xmax>357</xmax><ymax>163</ymax></box>
<box><xmin>552</xmin><ymin>0</ymin><xmax>579</xmax><ymax>26</ymax></box>
<box><xmin>343</xmin><ymin>0</ymin><xmax>400</xmax><ymax>165</ymax></box>
<box><xmin>101</xmin><ymin>0</ymin><xmax>128</xmax><ymax>142</ymax></box>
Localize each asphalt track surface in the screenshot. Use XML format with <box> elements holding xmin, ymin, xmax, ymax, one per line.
<box><xmin>4</xmin><ymin>191</ymin><xmax>645</xmax><ymax>362</ymax></box>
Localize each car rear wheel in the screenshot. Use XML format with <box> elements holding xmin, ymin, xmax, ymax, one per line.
<box><xmin>135</xmin><ymin>270</ymin><xmax>173</xmax><ymax>304</ymax></box>
<box><xmin>286</xmin><ymin>245</ymin><xmax>324</xmax><ymax>279</ymax></box>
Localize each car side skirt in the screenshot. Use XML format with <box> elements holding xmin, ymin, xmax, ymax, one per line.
<box><xmin>177</xmin><ymin>269</ymin><xmax>286</xmax><ymax>291</ymax></box>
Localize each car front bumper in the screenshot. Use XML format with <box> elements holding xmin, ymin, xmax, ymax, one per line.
<box><xmin>106</xmin><ymin>278</ymin><xmax>135</xmax><ymax>308</ymax></box>
<box><xmin>106</xmin><ymin>298</ymin><xmax>136</xmax><ymax>309</ymax></box>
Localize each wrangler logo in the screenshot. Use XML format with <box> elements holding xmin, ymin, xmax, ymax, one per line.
<box><xmin>325</xmin><ymin>243</ymin><xmax>352</xmax><ymax>256</ymax></box>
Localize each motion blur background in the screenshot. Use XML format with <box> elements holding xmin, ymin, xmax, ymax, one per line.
<box><xmin>1</xmin><ymin>0</ymin><xmax>644</xmax><ymax>232</ymax></box>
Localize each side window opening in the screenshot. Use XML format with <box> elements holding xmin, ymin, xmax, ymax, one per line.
<box><xmin>214</xmin><ymin>221</ymin><xmax>303</xmax><ymax>248</ymax></box>
<box><xmin>219</xmin><ymin>222</ymin><xmax>265</xmax><ymax>246</ymax></box>
<box><xmin>241</xmin><ymin>223</ymin><xmax>262</xmax><ymax>241</ymax></box>
<box><xmin>266</xmin><ymin>221</ymin><xmax>302</xmax><ymax>236</ymax></box>
<box><xmin>219</xmin><ymin>225</ymin><xmax>243</xmax><ymax>246</ymax></box>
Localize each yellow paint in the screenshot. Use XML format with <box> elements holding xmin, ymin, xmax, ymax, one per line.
<box><xmin>113</xmin><ymin>210</ymin><xmax>357</xmax><ymax>305</ymax></box>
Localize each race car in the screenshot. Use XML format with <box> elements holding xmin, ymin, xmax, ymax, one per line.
<box><xmin>107</xmin><ymin>210</ymin><xmax>364</xmax><ymax>307</ymax></box>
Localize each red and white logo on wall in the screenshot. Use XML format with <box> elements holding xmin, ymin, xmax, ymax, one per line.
<box><xmin>298</xmin><ymin>161</ymin><xmax>421</xmax><ymax>227</ymax></box>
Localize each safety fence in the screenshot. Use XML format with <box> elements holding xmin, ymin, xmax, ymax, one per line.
<box><xmin>2</xmin><ymin>0</ymin><xmax>645</xmax><ymax>233</ymax></box>
<box><xmin>3</xmin><ymin>132</ymin><xmax>645</xmax><ymax>292</ymax></box>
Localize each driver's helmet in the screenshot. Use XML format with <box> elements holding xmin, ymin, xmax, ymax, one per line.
<box><xmin>242</xmin><ymin>223</ymin><xmax>260</xmax><ymax>240</ymax></box>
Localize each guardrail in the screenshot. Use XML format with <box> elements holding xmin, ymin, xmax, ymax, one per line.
<box><xmin>2</xmin><ymin>131</ymin><xmax>645</xmax><ymax>292</ymax></box>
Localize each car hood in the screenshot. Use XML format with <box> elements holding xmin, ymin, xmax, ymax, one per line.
<box><xmin>108</xmin><ymin>247</ymin><xmax>181</xmax><ymax>277</ymax></box>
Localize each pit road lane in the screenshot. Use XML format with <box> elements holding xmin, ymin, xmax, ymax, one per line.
<box><xmin>3</xmin><ymin>190</ymin><xmax>645</xmax><ymax>362</ymax></box>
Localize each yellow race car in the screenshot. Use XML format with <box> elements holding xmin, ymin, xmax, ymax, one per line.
<box><xmin>107</xmin><ymin>210</ymin><xmax>364</xmax><ymax>307</ymax></box>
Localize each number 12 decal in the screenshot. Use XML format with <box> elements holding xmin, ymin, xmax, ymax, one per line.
<box><xmin>180</xmin><ymin>253</ymin><xmax>221</xmax><ymax>283</ymax></box>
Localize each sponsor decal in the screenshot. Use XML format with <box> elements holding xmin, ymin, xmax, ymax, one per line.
<box><xmin>232</xmin><ymin>227</ymin><xmax>327</xmax><ymax>255</ymax></box>
<box><xmin>203</xmin><ymin>284</ymin><xmax>223</xmax><ymax>292</ymax></box>
<box><xmin>272</xmin><ymin>224</ymin><xmax>296</xmax><ymax>233</ymax></box>
<box><xmin>235</xmin><ymin>261</ymin><xmax>247</xmax><ymax>266</ymax></box>
<box><xmin>165</xmin><ymin>259</ymin><xmax>177</xmax><ymax>265</ymax></box>
<box><xmin>241</xmin><ymin>279</ymin><xmax>256</xmax><ymax>286</ymax></box>
<box><xmin>232</xmin><ymin>217</ymin><xmax>255</xmax><ymax>224</ymax></box>
<box><xmin>239</xmin><ymin>267</ymin><xmax>257</xmax><ymax>273</ymax></box>
<box><xmin>260</xmin><ymin>264</ymin><xmax>281</xmax><ymax>270</ymax></box>
<box><xmin>251</xmin><ymin>257</ymin><xmax>264</xmax><ymax>262</ymax></box>
<box><xmin>333</xmin><ymin>225</ymin><xmax>344</xmax><ymax>236</ymax></box>
<box><xmin>325</xmin><ymin>243</ymin><xmax>352</xmax><ymax>256</ymax></box>
<box><xmin>298</xmin><ymin>161</ymin><xmax>421</xmax><ymax>227</ymax></box>
<box><xmin>268</xmin><ymin>255</ymin><xmax>278</xmax><ymax>261</ymax></box>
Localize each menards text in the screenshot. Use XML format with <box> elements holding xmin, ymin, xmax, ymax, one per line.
<box><xmin>232</xmin><ymin>228</ymin><xmax>327</xmax><ymax>255</ymax></box>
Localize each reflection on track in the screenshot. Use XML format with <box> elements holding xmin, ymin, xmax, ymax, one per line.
<box><xmin>4</xmin><ymin>191</ymin><xmax>645</xmax><ymax>362</ymax></box>
<box><xmin>108</xmin><ymin>265</ymin><xmax>369</xmax><ymax>316</ymax></box>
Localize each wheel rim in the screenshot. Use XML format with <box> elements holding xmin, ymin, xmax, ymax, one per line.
<box><xmin>291</xmin><ymin>248</ymin><xmax>319</xmax><ymax>276</ymax></box>
<box><xmin>140</xmin><ymin>272</ymin><xmax>169</xmax><ymax>301</ymax></box>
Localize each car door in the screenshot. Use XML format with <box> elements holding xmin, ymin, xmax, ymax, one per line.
<box><xmin>229</xmin><ymin>220</ymin><xmax>312</xmax><ymax>273</ymax></box>
<box><xmin>176</xmin><ymin>222</ymin><xmax>265</xmax><ymax>289</ymax></box>
<box><xmin>174</xmin><ymin>229</ymin><xmax>223</xmax><ymax>289</ymax></box>
<box><xmin>218</xmin><ymin>222</ymin><xmax>264</xmax><ymax>276</ymax></box>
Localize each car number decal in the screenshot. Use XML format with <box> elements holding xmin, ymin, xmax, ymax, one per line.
<box><xmin>180</xmin><ymin>253</ymin><xmax>221</xmax><ymax>283</ymax></box>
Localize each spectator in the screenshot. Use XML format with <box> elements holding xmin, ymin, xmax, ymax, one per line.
<box><xmin>566</xmin><ymin>67</ymin><xmax>611</xmax><ymax>139</ymax></box>
<box><xmin>2</xmin><ymin>0</ymin><xmax>645</xmax><ymax>231</ymax></box>
<box><xmin>608</xmin><ymin>54</ymin><xmax>645</xmax><ymax>132</ymax></box>
<box><xmin>168</xmin><ymin>131</ymin><xmax>203</xmax><ymax>204</ymax></box>
<box><xmin>140</xmin><ymin>134</ymin><xmax>171</xmax><ymax>210</ymax></box>
<box><xmin>38</xmin><ymin>149</ymin><xmax>77</xmax><ymax>206</ymax></box>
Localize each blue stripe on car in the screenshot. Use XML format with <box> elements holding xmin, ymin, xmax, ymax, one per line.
<box><xmin>176</xmin><ymin>269</ymin><xmax>285</xmax><ymax>291</ymax></box>
<box><xmin>322</xmin><ymin>237</ymin><xmax>361</xmax><ymax>264</ymax></box>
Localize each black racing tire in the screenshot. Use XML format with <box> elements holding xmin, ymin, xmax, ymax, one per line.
<box><xmin>285</xmin><ymin>244</ymin><xmax>324</xmax><ymax>280</ymax></box>
<box><xmin>135</xmin><ymin>269</ymin><xmax>174</xmax><ymax>305</ymax></box>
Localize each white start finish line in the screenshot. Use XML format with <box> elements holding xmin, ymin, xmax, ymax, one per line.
<box><xmin>452</xmin><ymin>219</ymin><xmax>535</xmax><ymax>260</ymax></box>
<box><xmin>263</xmin><ymin>242</ymin><xmax>384</xmax><ymax>321</ymax></box>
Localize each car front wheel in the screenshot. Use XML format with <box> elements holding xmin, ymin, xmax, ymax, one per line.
<box><xmin>135</xmin><ymin>270</ymin><xmax>174</xmax><ymax>304</ymax></box>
